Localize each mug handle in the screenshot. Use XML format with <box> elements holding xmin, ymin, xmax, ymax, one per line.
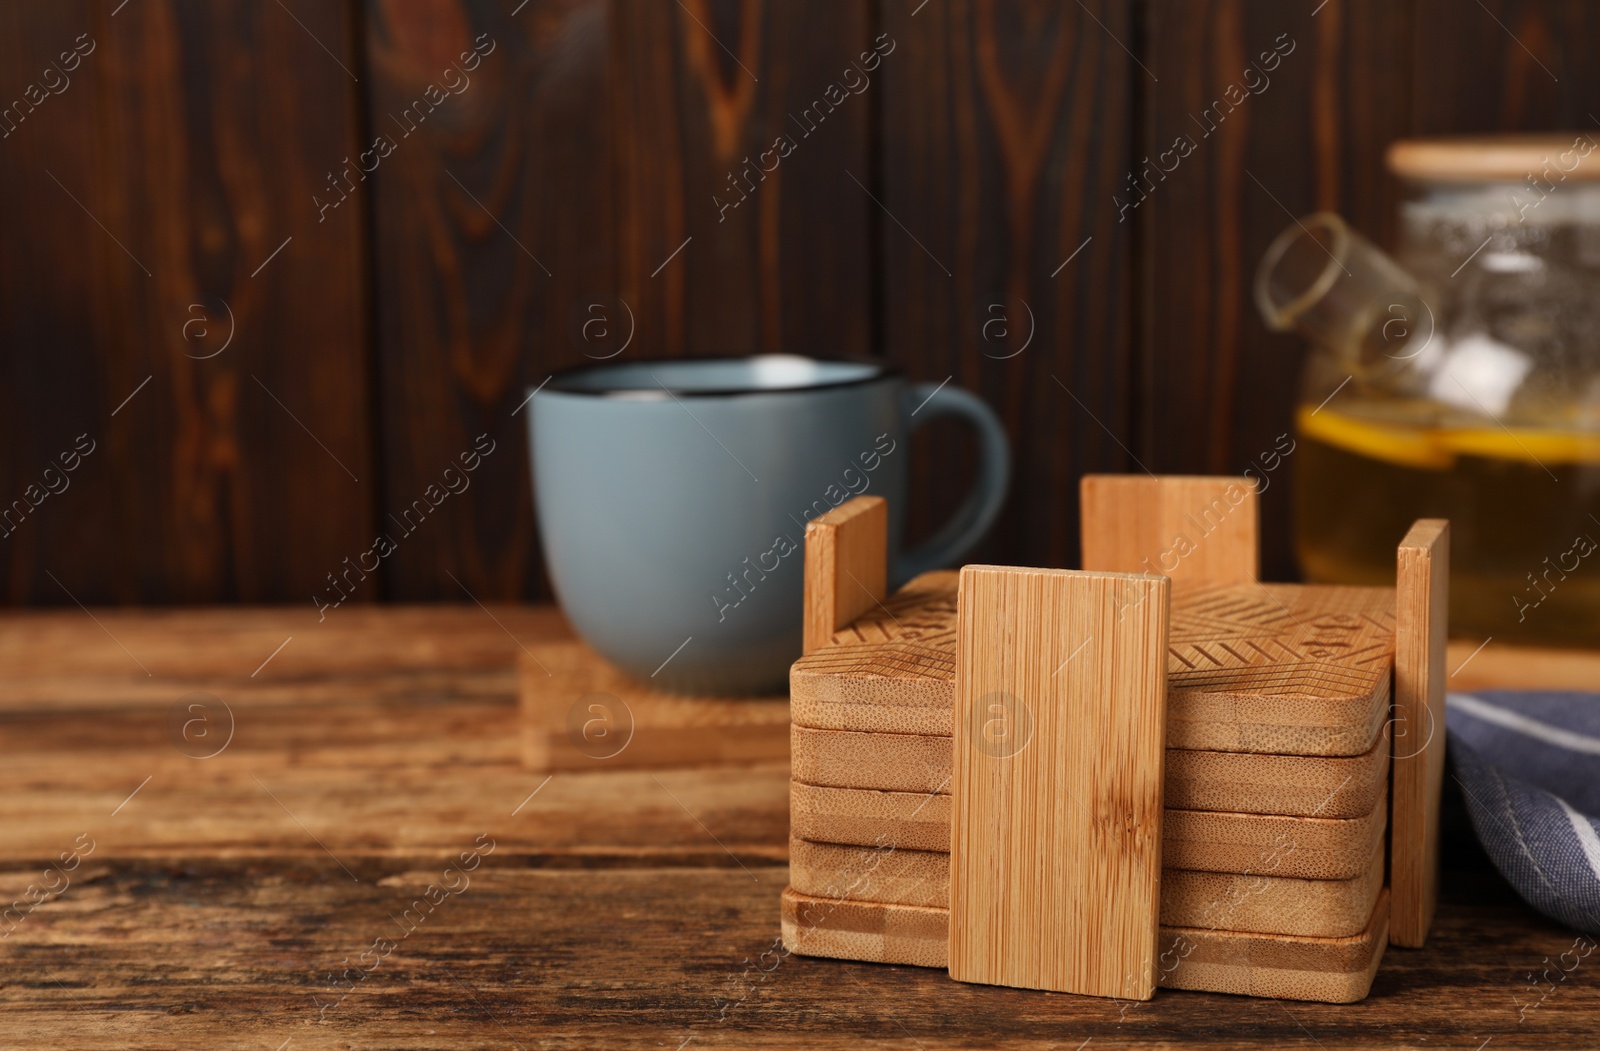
<box><xmin>892</xmin><ymin>381</ymin><xmax>1012</xmax><ymax>586</ymax></box>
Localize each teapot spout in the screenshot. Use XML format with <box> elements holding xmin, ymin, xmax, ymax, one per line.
<box><xmin>1255</xmin><ymin>212</ymin><xmax>1434</xmax><ymax>376</ymax></box>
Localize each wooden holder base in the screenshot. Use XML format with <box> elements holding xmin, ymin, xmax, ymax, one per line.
<box><xmin>780</xmin><ymin>886</ymin><xmax>1390</xmax><ymax>1004</ymax></box>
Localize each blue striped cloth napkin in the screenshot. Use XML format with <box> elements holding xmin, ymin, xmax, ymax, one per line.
<box><xmin>1447</xmin><ymin>691</ymin><xmax>1600</xmax><ymax>934</ymax></box>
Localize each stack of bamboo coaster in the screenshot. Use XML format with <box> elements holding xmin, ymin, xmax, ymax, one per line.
<box><xmin>780</xmin><ymin>479</ymin><xmax>1448</xmax><ymax>1004</ymax></box>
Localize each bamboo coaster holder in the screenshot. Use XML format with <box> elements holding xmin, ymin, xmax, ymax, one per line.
<box><xmin>781</xmin><ymin>477</ymin><xmax>1448</xmax><ymax>1003</ymax></box>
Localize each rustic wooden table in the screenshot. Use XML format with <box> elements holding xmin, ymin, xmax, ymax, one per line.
<box><xmin>1</xmin><ymin>606</ymin><xmax>1595</xmax><ymax>1049</ymax></box>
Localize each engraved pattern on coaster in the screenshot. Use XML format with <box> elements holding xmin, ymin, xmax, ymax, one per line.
<box><xmin>800</xmin><ymin>575</ymin><xmax>1395</xmax><ymax>702</ymax></box>
<box><xmin>1167</xmin><ymin>584</ymin><xmax>1394</xmax><ymax>702</ymax></box>
<box><xmin>802</xmin><ymin>571</ymin><xmax>960</xmax><ymax>684</ymax></box>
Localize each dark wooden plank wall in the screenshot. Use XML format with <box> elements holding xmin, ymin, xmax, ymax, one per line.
<box><xmin>1144</xmin><ymin>0</ymin><xmax>1414</xmax><ymax>580</ymax></box>
<box><xmin>0</xmin><ymin>0</ymin><xmax>1588</xmax><ymax>603</ymax></box>
<box><xmin>366</xmin><ymin>0</ymin><xmax>874</xmax><ymax>600</ymax></box>
<box><xmin>0</xmin><ymin>0</ymin><xmax>373</xmax><ymax>605</ymax></box>
<box><xmin>881</xmin><ymin>0</ymin><xmax>1133</xmax><ymax>570</ymax></box>
<box><xmin>1412</xmin><ymin>0</ymin><xmax>1600</xmax><ymax>134</ymax></box>
<box><xmin>363</xmin><ymin>0</ymin><xmax>616</xmax><ymax>603</ymax></box>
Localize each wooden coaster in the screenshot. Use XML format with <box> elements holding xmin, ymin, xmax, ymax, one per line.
<box><xmin>1167</xmin><ymin>725</ymin><xmax>1390</xmax><ymax>817</ymax></box>
<box><xmin>1164</xmin><ymin>803</ymin><xmax>1388</xmax><ymax>881</ymax></box>
<box><xmin>1391</xmin><ymin>520</ymin><xmax>1449</xmax><ymax>948</ymax></box>
<box><xmin>790</xmin><ymin>837</ymin><xmax>951</xmax><ymax>910</ymax></box>
<box><xmin>1167</xmin><ymin>583</ymin><xmax>1395</xmax><ymax>756</ymax></box>
<box><xmin>1155</xmin><ymin>889</ymin><xmax>1390</xmax><ymax>1003</ymax></box>
<box><xmin>789</xmin><ymin>782</ymin><xmax>952</xmax><ymax>853</ymax></box>
<box><xmin>790</xmin><ymin>572</ymin><xmax>1394</xmax><ymax>758</ymax></box>
<box><xmin>781</xmin><ymin>885</ymin><xmax>949</xmax><ymax>971</ymax></box>
<box><xmin>780</xmin><ymin>886</ymin><xmax>1390</xmax><ymax>1004</ymax></box>
<box><xmin>518</xmin><ymin>642</ymin><xmax>788</xmax><ymax>770</ymax></box>
<box><xmin>788</xmin><ymin>781</ymin><xmax>1387</xmax><ymax>882</ymax></box>
<box><xmin>1162</xmin><ymin>847</ymin><xmax>1385</xmax><ymax>939</ymax></box>
<box><xmin>791</xmin><ymin>725</ymin><xmax>953</xmax><ymax>795</ymax></box>
<box><xmin>791</xmin><ymin>722</ymin><xmax>1390</xmax><ymax>819</ymax></box>
<box><xmin>790</xmin><ymin>570</ymin><xmax>959</xmax><ymax>736</ymax></box>
<box><xmin>790</xmin><ymin>835</ymin><xmax>1386</xmax><ymax>938</ymax></box>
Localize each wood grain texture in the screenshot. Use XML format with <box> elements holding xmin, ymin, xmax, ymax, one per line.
<box><xmin>1155</xmin><ymin>888</ymin><xmax>1389</xmax><ymax>1003</ymax></box>
<box><xmin>782</xmin><ymin>884</ymin><xmax>951</xmax><ymax>971</ymax></box>
<box><xmin>1445</xmin><ymin>639</ymin><xmax>1600</xmax><ymax>692</ymax></box>
<box><xmin>612</xmin><ymin>1</ymin><xmax>873</xmax><ymax>359</ymax></box>
<box><xmin>1</xmin><ymin>605</ymin><xmax>1597</xmax><ymax>1044</ymax></box>
<box><xmin>783</xmin><ymin>886</ymin><xmax>1391</xmax><ymax>1004</ymax></box>
<box><xmin>6</xmin><ymin>856</ymin><xmax>1580</xmax><ymax>1046</ymax></box>
<box><xmin>0</xmin><ymin>606</ymin><xmax>792</xmax><ymax>866</ymax></box>
<box><xmin>789</xmin><ymin>781</ymin><xmax>1386</xmax><ymax>881</ymax></box>
<box><xmin>790</xmin><ymin>836</ymin><xmax>950</xmax><ymax>910</ymax></box>
<box><xmin>791</xmin><ymin>833</ymin><xmax>1386</xmax><ymax>938</ymax></box>
<box><xmin>794</xmin><ymin>570</ymin><xmax>1396</xmax><ymax>757</ymax></box>
<box><xmin>519</xmin><ymin>643</ymin><xmax>789</xmax><ymax>770</ymax></box>
<box><xmin>880</xmin><ymin>0</ymin><xmax>1134</xmax><ymax>572</ymax></box>
<box><xmin>1080</xmin><ymin>475</ymin><xmax>1259</xmax><ymax>586</ymax></box>
<box><xmin>364</xmin><ymin>0</ymin><xmax>611</xmax><ymax>602</ymax></box>
<box><xmin>791</xmin><ymin>725</ymin><xmax>953</xmax><ymax>795</ymax></box>
<box><xmin>8</xmin><ymin>0</ymin><xmax>1600</xmax><ymax>622</ymax></box>
<box><xmin>1161</xmin><ymin>843</ymin><xmax>1385</xmax><ymax>939</ymax></box>
<box><xmin>0</xmin><ymin>0</ymin><xmax>374</xmax><ymax>605</ymax></box>
<box><xmin>366</xmin><ymin>0</ymin><xmax>874</xmax><ymax>601</ymax></box>
<box><xmin>1410</xmin><ymin>0</ymin><xmax>1600</xmax><ymax>134</ymax></box>
<box><xmin>949</xmin><ymin>566</ymin><xmax>1169</xmax><ymax>999</ymax></box>
<box><xmin>803</xmin><ymin>495</ymin><xmax>887</xmax><ymax>656</ymax></box>
<box><xmin>793</xmin><ymin>722</ymin><xmax>1391</xmax><ymax>818</ymax></box>
<box><xmin>1391</xmin><ymin>518</ymin><xmax>1448</xmax><ymax>948</ymax></box>
<box><xmin>1164</xmin><ymin>722</ymin><xmax>1389</xmax><ymax>818</ymax></box>
<box><xmin>1143</xmin><ymin>0</ymin><xmax>1414</xmax><ymax>581</ymax></box>
<box><xmin>1166</xmin><ymin>583</ymin><xmax>1395</xmax><ymax>756</ymax></box>
<box><xmin>789</xmin><ymin>781</ymin><xmax>952</xmax><ymax>854</ymax></box>
<box><xmin>791</xmin><ymin>570</ymin><xmax>959</xmax><ymax>735</ymax></box>
<box><xmin>1164</xmin><ymin>799</ymin><xmax>1387</xmax><ymax>881</ymax></box>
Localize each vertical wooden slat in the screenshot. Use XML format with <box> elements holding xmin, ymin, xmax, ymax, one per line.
<box><xmin>1143</xmin><ymin>0</ymin><xmax>1413</xmax><ymax>581</ymax></box>
<box><xmin>0</xmin><ymin>0</ymin><xmax>374</xmax><ymax>605</ymax></box>
<box><xmin>1392</xmin><ymin>518</ymin><xmax>1448</xmax><ymax>948</ymax></box>
<box><xmin>802</xmin><ymin>495</ymin><xmax>887</xmax><ymax>656</ymax></box>
<box><xmin>1080</xmin><ymin>474</ymin><xmax>1258</xmax><ymax>586</ymax></box>
<box><xmin>880</xmin><ymin>0</ymin><xmax>1135</xmax><ymax>573</ymax></box>
<box><xmin>949</xmin><ymin>565</ymin><xmax>1169</xmax><ymax>998</ymax></box>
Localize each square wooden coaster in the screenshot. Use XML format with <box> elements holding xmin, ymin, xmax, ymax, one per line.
<box><xmin>790</xmin><ymin>721</ymin><xmax>1391</xmax><ymax>818</ymax></box>
<box><xmin>519</xmin><ymin>641</ymin><xmax>788</xmax><ymax>770</ymax></box>
<box><xmin>790</xmin><ymin>571</ymin><xmax>1395</xmax><ymax>758</ymax></box>
<box><xmin>789</xmin><ymin>834</ymin><xmax>1386</xmax><ymax>938</ymax></box>
<box><xmin>787</xmin><ymin>780</ymin><xmax>1389</xmax><ymax>882</ymax></box>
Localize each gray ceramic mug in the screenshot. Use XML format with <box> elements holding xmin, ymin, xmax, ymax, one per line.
<box><xmin>528</xmin><ymin>355</ymin><xmax>1010</xmax><ymax>694</ymax></box>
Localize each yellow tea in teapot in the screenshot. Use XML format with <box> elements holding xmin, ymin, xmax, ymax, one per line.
<box><xmin>1296</xmin><ymin>402</ymin><xmax>1600</xmax><ymax>644</ymax></box>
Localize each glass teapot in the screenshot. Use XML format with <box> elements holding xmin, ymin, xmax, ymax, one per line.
<box><xmin>1256</xmin><ymin>134</ymin><xmax>1600</xmax><ymax>644</ymax></box>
